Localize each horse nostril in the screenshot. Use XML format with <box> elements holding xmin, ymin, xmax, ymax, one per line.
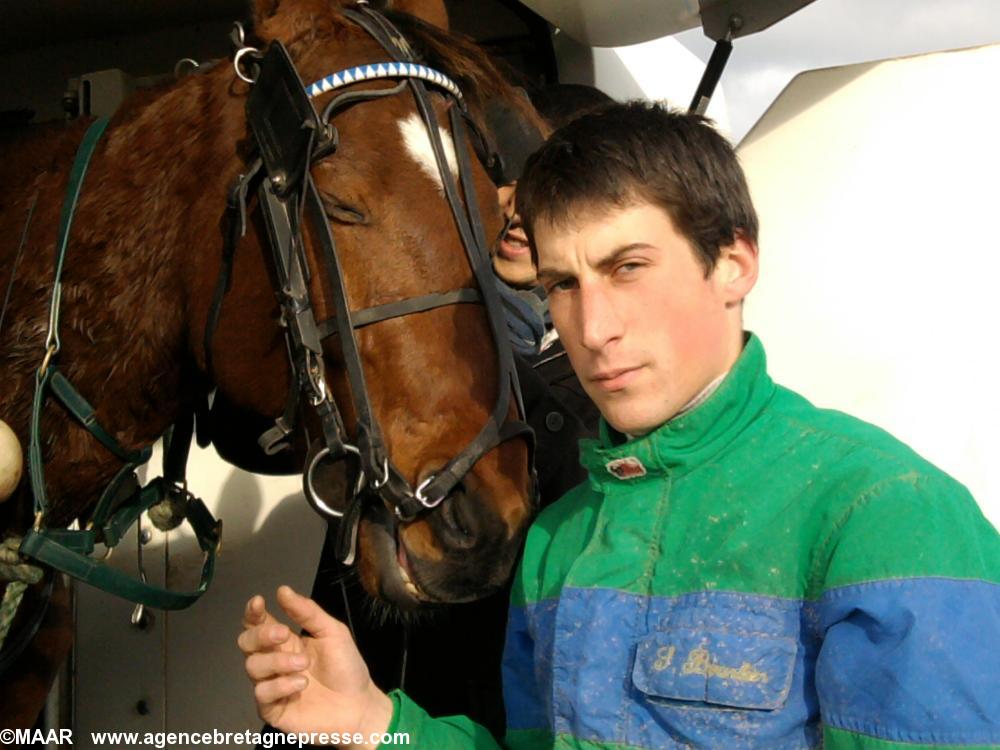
<box><xmin>436</xmin><ymin>487</ymin><xmax>478</xmax><ymax>549</ymax></box>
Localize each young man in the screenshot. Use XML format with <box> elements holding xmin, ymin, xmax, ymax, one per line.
<box><xmin>239</xmin><ymin>102</ymin><xmax>1000</xmax><ymax>749</ymax></box>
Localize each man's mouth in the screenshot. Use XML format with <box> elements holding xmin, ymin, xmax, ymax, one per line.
<box><xmin>591</xmin><ymin>366</ymin><xmax>643</xmax><ymax>392</ymax></box>
<box><xmin>497</xmin><ymin>225</ymin><xmax>530</xmax><ymax>260</ymax></box>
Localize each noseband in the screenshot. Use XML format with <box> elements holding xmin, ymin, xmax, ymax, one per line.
<box><xmin>215</xmin><ymin>5</ymin><xmax>536</xmax><ymax>564</ymax></box>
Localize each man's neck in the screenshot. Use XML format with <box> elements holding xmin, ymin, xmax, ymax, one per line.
<box><xmin>675</xmin><ymin>371</ymin><xmax>729</xmax><ymax>419</ymax></box>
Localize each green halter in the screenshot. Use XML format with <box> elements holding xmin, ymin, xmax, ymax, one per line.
<box><xmin>18</xmin><ymin>117</ymin><xmax>221</xmax><ymax>610</ymax></box>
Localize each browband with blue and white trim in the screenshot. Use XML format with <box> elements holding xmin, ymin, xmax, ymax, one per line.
<box><xmin>305</xmin><ymin>61</ymin><xmax>463</xmax><ymax>100</ymax></box>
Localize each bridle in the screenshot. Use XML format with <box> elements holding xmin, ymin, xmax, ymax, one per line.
<box><xmin>209</xmin><ymin>4</ymin><xmax>536</xmax><ymax>565</ymax></box>
<box><xmin>2</xmin><ymin>5</ymin><xmax>536</xmax><ymax>667</ymax></box>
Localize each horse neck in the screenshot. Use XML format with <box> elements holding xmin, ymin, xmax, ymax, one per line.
<box><xmin>63</xmin><ymin>70</ymin><xmax>248</xmax><ymax>445</ymax></box>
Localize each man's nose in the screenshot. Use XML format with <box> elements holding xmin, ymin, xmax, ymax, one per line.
<box><xmin>578</xmin><ymin>283</ymin><xmax>624</xmax><ymax>352</ymax></box>
<box><xmin>498</xmin><ymin>183</ymin><xmax>517</xmax><ymax>216</ymax></box>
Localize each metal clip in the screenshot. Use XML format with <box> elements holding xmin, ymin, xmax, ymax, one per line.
<box><xmin>305</xmin><ymin>352</ymin><xmax>329</xmax><ymax>405</ymax></box>
<box><xmin>231</xmin><ymin>22</ymin><xmax>246</xmax><ymax>48</ymax></box>
<box><xmin>174</xmin><ymin>58</ymin><xmax>200</xmax><ymax>78</ymax></box>
<box><xmin>233</xmin><ymin>46</ymin><xmax>261</xmax><ymax>85</ymax></box>
<box><xmin>371</xmin><ymin>457</ymin><xmax>390</xmax><ymax>490</ymax></box>
<box><xmin>130</xmin><ymin>514</ymin><xmax>148</xmax><ymax>626</ymax></box>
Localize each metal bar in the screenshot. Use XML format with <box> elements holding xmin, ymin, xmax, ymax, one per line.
<box><xmin>688</xmin><ymin>36</ymin><xmax>733</xmax><ymax>115</ymax></box>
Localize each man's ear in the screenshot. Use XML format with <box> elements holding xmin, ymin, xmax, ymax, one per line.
<box><xmin>716</xmin><ymin>231</ymin><xmax>759</xmax><ymax>307</ymax></box>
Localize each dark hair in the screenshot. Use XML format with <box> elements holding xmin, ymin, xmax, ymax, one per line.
<box><xmin>528</xmin><ymin>83</ymin><xmax>614</xmax><ymax>130</ymax></box>
<box><xmin>517</xmin><ymin>101</ymin><xmax>758</xmax><ymax>275</ymax></box>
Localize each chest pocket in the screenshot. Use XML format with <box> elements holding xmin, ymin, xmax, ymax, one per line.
<box><xmin>632</xmin><ymin>628</ymin><xmax>797</xmax><ymax>710</ymax></box>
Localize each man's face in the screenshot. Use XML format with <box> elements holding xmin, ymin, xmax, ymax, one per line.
<box><xmin>493</xmin><ymin>183</ymin><xmax>537</xmax><ymax>287</ymax></box>
<box><xmin>535</xmin><ymin>201</ymin><xmax>753</xmax><ymax>436</ymax></box>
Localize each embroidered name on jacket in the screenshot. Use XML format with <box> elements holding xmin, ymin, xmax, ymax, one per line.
<box><xmin>651</xmin><ymin>644</ymin><xmax>769</xmax><ymax>684</ymax></box>
<box><xmin>681</xmin><ymin>646</ymin><xmax>770</xmax><ymax>683</ymax></box>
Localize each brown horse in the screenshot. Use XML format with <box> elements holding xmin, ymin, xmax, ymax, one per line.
<box><xmin>0</xmin><ymin>0</ymin><xmax>541</xmax><ymax>728</ymax></box>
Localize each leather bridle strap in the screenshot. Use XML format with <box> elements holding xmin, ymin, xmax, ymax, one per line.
<box><xmin>233</xmin><ymin>4</ymin><xmax>537</xmax><ymax>562</ymax></box>
<box><xmin>304</xmin><ymin>7</ymin><xmax>534</xmax><ymax>520</ymax></box>
<box><xmin>203</xmin><ymin>157</ymin><xmax>262</xmax><ymax>382</ymax></box>
<box><xmin>316</xmin><ymin>288</ymin><xmax>481</xmax><ymax>336</ymax></box>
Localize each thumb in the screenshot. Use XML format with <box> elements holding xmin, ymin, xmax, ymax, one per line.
<box><xmin>275</xmin><ymin>585</ymin><xmax>346</xmax><ymax>640</ymax></box>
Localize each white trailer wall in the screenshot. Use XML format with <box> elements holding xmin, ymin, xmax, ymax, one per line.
<box><xmin>739</xmin><ymin>43</ymin><xmax>1000</xmax><ymax>527</ymax></box>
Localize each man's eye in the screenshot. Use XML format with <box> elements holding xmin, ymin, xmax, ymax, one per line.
<box><xmin>548</xmin><ymin>278</ymin><xmax>576</xmax><ymax>293</ymax></box>
<box><xmin>615</xmin><ymin>262</ymin><xmax>643</xmax><ymax>276</ymax></box>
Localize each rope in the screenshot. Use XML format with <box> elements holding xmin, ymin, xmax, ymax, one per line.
<box><xmin>0</xmin><ymin>537</ymin><xmax>43</xmax><ymax>585</ymax></box>
<box><xmin>0</xmin><ymin>582</ymin><xmax>28</xmax><ymax>651</ymax></box>
<box><xmin>0</xmin><ymin>536</ymin><xmax>44</xmax><ymax>652</ymax></box>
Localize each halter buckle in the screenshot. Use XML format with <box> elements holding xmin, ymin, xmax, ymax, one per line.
<box><xmin>414</xmin><ymin>474</ymin><xmax>443</xmax><ymax>509</ymax></box>
<box><xmin>305</xmin><ymin>351</ymin><xmax>329</xmax><ymax>406</ymax></box>
<box><xmin>371</xmin><ymin>457</ymin><xmax>390</xmax><ymax>490</ymax></box>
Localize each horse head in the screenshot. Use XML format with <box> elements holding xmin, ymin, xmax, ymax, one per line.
<box><xmin>195</xmin><ymin>0</ymin><xmax>541</xmax><ymax>608</ymax></box>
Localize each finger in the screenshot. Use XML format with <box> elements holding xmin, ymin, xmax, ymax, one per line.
<box><xmin>241</xmin><ymin>595</ymin><xmax>273</xmax><ymax>629</ymax></box>
<box><xmin>276</xmin><ymin>585</ymin><xmax>347</xmax><ymax>640</ymax></box>
<box><xmin>237</xmin><ymin>622</ymin><xmax>292</xmax><ymax>655</ymax></box>
<box><xmin>245</xmin><ymin>650</ymin><xmax>311</xmax><ymax>681</ymax></box>
<box><xmin>254</xmin><ymin>673</ymin><xmax>309</xmax><ymax>706</ymax></box>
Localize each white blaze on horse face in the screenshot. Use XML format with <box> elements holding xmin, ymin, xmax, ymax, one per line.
<box><xmin>398</xmin><ymin>113</ymin><xmax>459</xmax><ymax>194</ymax></box>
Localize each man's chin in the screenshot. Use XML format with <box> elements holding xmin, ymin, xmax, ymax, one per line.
<box><xmin>602</xmin><ymin>402</ymin><xmax>670</xmax><ymax>439</ymax></box>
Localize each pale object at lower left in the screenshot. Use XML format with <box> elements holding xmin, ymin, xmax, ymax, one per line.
<box><xmin>0</xmin><ymin>418</ymin><xmax>23</xmax><ymax>502</ymax></box>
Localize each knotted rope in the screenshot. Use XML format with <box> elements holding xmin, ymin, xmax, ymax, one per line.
<box><xmin>0</xmin><ymin>536</ymin><xmax>44</xmax><ymax>651</ymax></box>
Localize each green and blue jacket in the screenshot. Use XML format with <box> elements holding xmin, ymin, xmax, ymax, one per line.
<box><xmin>387</xmin><ymin>334</ymin><xmax>1000</xmax><ymax>749</ymax></box>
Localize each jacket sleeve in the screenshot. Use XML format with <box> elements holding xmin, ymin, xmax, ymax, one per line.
<box><xmin>382</xmin><ymin>689</ymin><xmax>504</xmax><ymax>749</ymax></box>
<box><xmin>814</xmin><ymin>474</ymin><xmax>1000</xmax><ymax>749</ymax></box>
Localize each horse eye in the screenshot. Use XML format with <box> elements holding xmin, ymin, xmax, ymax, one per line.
<box><xmin>320</xmin><ymin>194</ymin><xmax>368</xmax><ymax>225</ymax></box>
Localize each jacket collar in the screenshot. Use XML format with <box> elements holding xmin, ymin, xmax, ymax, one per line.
<box><xmin>579</xmin><ymin>333</ymin><xmax>775</xmax><ymax>488</ymax></box>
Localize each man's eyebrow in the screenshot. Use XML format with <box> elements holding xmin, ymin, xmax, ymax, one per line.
<box><xmin>538</xmin><ymin>243</ymin><xmax>654</xmax><ymax>282</ymax></box>
<box><xmin>594</xmin><ymin>243</ymin><xmax>654</xmax><ymax>271</ymax></box>
<box><xmin>537</xmin><ymin>265</ymin><xmax>570</xmax><ymax>282</ymax></box>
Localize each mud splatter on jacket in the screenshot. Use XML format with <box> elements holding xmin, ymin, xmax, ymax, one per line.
<box><xmin>385</xmin><ymin>334</ymin><xmax>1000</xmax><ymax>749</ymax></box>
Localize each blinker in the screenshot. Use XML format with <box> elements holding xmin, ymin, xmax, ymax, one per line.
<box><xmin>247</xmin><ymin>42</ymin><xmax>323</xmax><ymax>198</ymax></box>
